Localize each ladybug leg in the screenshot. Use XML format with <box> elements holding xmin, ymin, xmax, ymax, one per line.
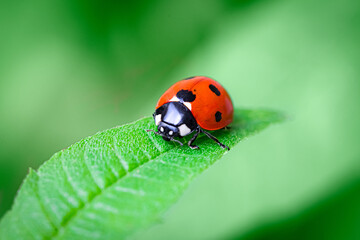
<box><xmin>170</xmin><ymin>138</ymin><xmax>184</xmax><ymax>146</ymax></box>
<box><xmin>201</xmin><ymin>130</ymin><xmax>230</xmax><ymax>150</ymax></box>
<box><xmin>188</xmin><ymin>127</ymin><xmax>200</xmax><ymax>149</ymax></box>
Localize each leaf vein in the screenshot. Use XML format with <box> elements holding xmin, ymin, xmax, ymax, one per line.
<box><xmin>52</xmin><ymin>134</ymin><xmax>175</xmax><ymax>239</ymax></box>
<box><xmin>112</xmin><ymin>136</ymin><xmax>129</xmax><ymax>173</ymax></box>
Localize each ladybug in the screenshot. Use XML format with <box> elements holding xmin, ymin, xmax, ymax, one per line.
<box><xmin>147</xmin><ymin>76</ymin><xmax>233</xmax><ymax>150</ymax></box>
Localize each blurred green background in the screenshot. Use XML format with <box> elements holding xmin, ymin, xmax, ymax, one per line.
<box><xmin>0</xmin><ymin>0</ymin><xmax>359</xmax><ymax>239</ymax></box>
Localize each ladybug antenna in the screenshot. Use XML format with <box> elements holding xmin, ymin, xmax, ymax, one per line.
<box><xmin>146</xmin><ymin>129</ymin><xmax>164</xmax><ymax>137</ymax></box>
<box><xmin>146</xmin><ymin>129</ymin><xmax>167</xmax><ymax>138</ymax></box>
<box><xmin>146</xmin><ymin>129</ymin><xmax>158</xmax><ymax>134</ymax></box>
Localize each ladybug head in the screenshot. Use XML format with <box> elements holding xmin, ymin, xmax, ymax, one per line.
<box><xmin>157</xmin><ymin>121</ymin><xmax>180</xmax><ymax>140</ymax></box>
<box><xmin>146</xmin><ymin>122</ymin><xmax>183</xmax><ymax>146</ymax></box>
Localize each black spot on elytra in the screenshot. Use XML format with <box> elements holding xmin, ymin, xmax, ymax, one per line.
<box><xmin>209</xmin><ymin>84</ymin><xmax>221</xmax><ymax>96</ymax></box>
<box><xmin>215</xmin><ymin>111</ymin><xmax>222</xmax><ymax>122</ymax></box>
<box><xmin>184</xmin><ymin>76</ymin><xmax>196</xmax><ymax>80</ymax></box>
<box><xmin>176</xmin><ymin>89</ymin><xmax>196</xmax><ymax>102</ymax></box>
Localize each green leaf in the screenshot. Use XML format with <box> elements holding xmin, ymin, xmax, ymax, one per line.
<box><xmin>0</xmin><ymin>109</ymin><xmax>284</xmax><ymax>240</ymax></box>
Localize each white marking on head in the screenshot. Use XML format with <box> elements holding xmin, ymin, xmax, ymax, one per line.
<box><xmin>183</xmin><ymin>102</ymin><xmax>192</xmax><ymax>110</ymax></box>
<box><xmin>169</xmin><ymin>130</ymin><xmax>173</xmax><ymax>136</ymax></box>
<box><xmin>160</xmin><ymin>127</ymin><xmax>164</xmax><ymax>132</ymax></box>
<box><xmin>178</xmin><ymin>124</ymin><xmax>191</xmax><ymax>136</ymax></box>
<box><xmin>155</xmin><ymin>114</ymin><xmax>161</xmax><ymax>125</ymax></box>
<box><xmin>170</xmin><ymin>96</ymin><xmax>180</xmax><ymax>102</ymax></box>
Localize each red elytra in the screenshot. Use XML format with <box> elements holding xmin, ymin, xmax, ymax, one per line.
<box><xmin>156</xmin><ymin>76</ymin><xmax>233</xmax><ymax>130</ymax></box>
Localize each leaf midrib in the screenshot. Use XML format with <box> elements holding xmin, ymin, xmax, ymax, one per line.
<box><xmin>51</xmin><ymin>129</ymin><xmax>173</xmax><ymax>239</ymax></box>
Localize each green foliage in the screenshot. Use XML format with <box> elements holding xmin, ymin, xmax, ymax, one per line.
<box><xmin>228</xmin><ymin>176</ymin><xmax>360</xmax><ymax>240</ymax></box>
<box><xmin>1</xmin><ymin>0</ymin><xmax>360</xmax><ymax>239</ymax></box>
<box><xmin>0</xmin><ymin>109</ymin><xmax>283</xmax><ymax>240</ymax></box>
